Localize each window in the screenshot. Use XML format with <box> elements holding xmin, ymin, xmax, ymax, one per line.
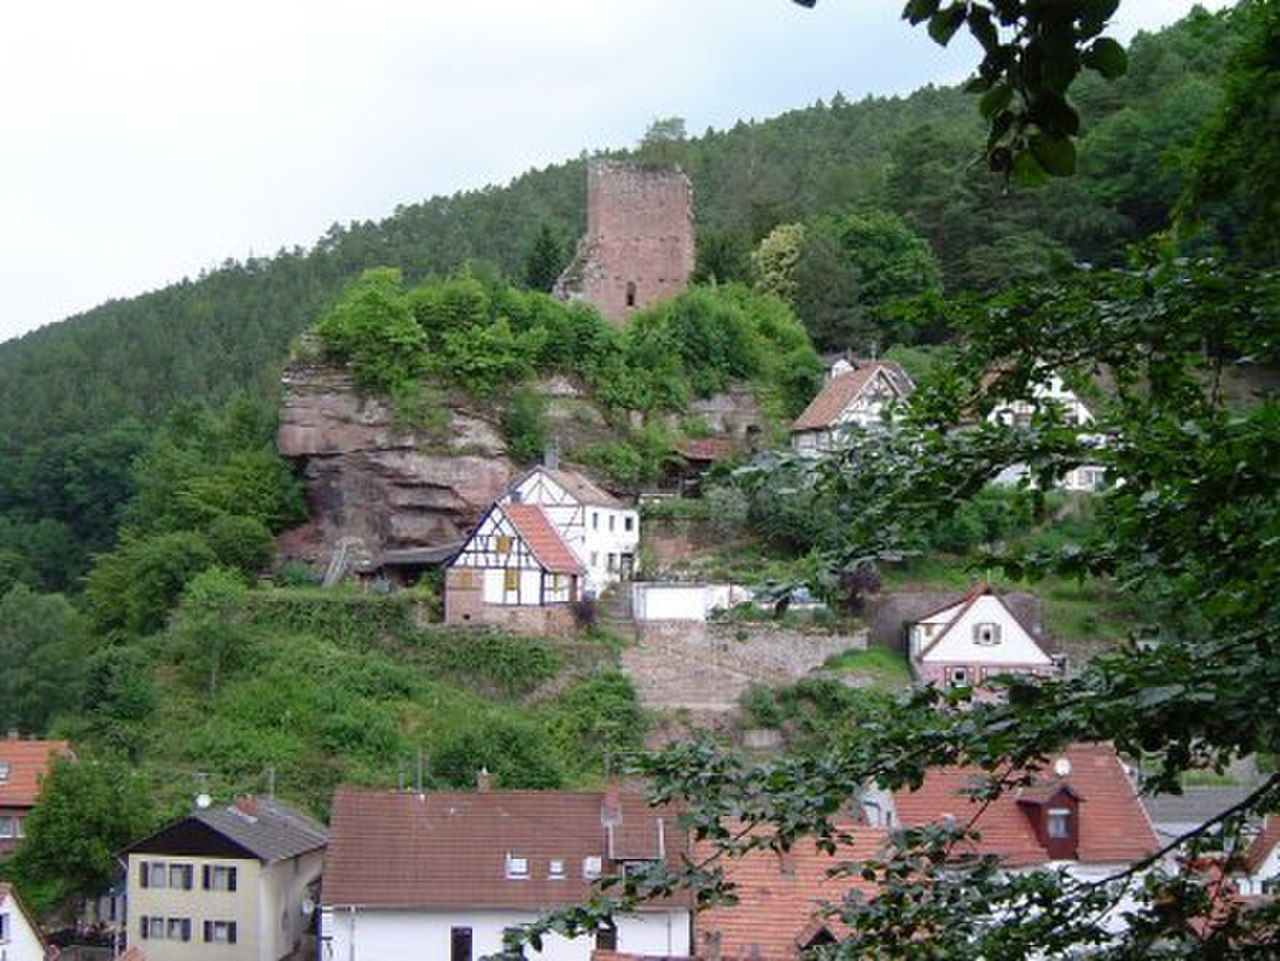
<box><xmin>451</xmin><ymin>926</ymin><xmax>473</xmax><ymax>961</ymax></box>
<box><xmin>550</xmin><ymin>573</ymin><xmax>562</xmax><ymax>592</ymax></box>
<box><xmin>548</xmin><ymin>859</ymin><xmax>566</xmax><ymax>879</ymax></box>
<box><xmin>590</xmin><ymin>551</ymin><xmax>599</xmax><ymax>567</ymax></box>
<box><xmin>503</xmin><ymin>569</ymin><xmax>519</xmax><ymax>592</ymax></box>
<box><xmin>141</xmin><ymin>916</ymin><xmax>165</xmax><ymax>940</ymax></box>
<box><xmin>973</xmin><ymin>622</ymin><xmax>1002</xmax><ymax>645</ymax></box>
<box><xmin>141</xmin><ymin>861</ymin><xmax>167</xmax><ymax>888</ymax></box>
<box><xmin>203</xmin><ymin>864</ymin><xmax>237</xmax><ymax>892</ymax></box>
<box><xmin>608</xmin><ymin>514</ymin><xmax>615</xmax><ymax>532</ymax></box>
<box><xmin>0</xmin><ymin>816</ymin><xmax>17</xmax><ymax>839</ymax></box>
<box><xmin>0</xmin><ymin>762</ymin><xmax>9</xmax><ymax>782</ymax></box>
<box><xmin>167</xmin><ymin>918</ymin><xmax>192</xmax><ymax>942</ymax></box>
<box><xmin>582</xmin><ymin>855</ymin><xmax>602</xmax><ymax>879</ymax></box>
<box><xmin>596</xmin><ymin>922</ymin><xmax>618</xmax><ymax>951</ymax></box>
<box><xmin>592</xmin><ymin>511</ymin><xmax>599</xmax><ymax>530</ymax></box>
<box><xmin>607</xmin><ymin>553</ymin><xmax>617</xmax><ymax>572</ymax></box>
<box><xmin>203</xmin><ymin>920</ymin><xmax>237</xmax><ymax>944</ymax></box>
<box><xmin>950</xmin><ymin>667</ymin><xmax>970</xmax><ymax>688</ymax></box>
<box><xmin>168</xmin><ymin>863</ymin><xmax>193</xmax><ymax>890</ymax></box>
<box><xmin>505</xmin><ymin>854</ymin><xmax>529</xmax><ymax>879</ymax></box>
<box><xmin>1047</xmin><ymin>808</ymin><xmax>1072</xmax><ymax>839</ymax></box>
<box><xmin>624</xmin><ymin>516</ymin><xmax>634</xmax><ymax>532</ymax></box>
<box><xmin>0</xmin><ymin>912</ymin><xmax>9</xmax><ymax>942</ymax></box>
<box><xmin>625</xmin><ymin>281</ymin><xmax>637</xmax><ymax>308</ymax></box>
<box><xmin>495</xmin><ymin>534</ymin><xmax>512</xmax><ymax>554</ymax></box>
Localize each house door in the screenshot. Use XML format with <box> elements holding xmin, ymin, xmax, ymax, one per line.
<box><xmin>619</xmin><ymin>553</ymin><xmax>635</xmax><ymax>581</ymax></box>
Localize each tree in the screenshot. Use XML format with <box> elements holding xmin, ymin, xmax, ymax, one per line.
<box><xmin>522</xmin><ymin>223</ymin><xmax>566</xmax><ymax>292</ymax></box>
<box><xmin>0</xmin><ymin>586</ymin><xmax>88</xmax><ymax>735</ymax></box>
<box><xmin>4</xmin><ymin>758</ymin><xmax>155</xmax><ymax>915</ymax></box>
<box><xmin>637</xmin><ymin>117</ymin><xmax>688</xmax><ymax>166</ymax></box>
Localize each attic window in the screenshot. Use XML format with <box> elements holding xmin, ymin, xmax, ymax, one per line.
<box><xmin>505</xmin><ymin>855</ymin><xmax>529</xmax><ymax>879</ymax></box>
<box><xmin>548</xmin><ymin>859</ymin><xmax>566</xmax><ymax>879</ymax></box>
<box><xmin>495</xmin><ymin>535</ymin><xmax>512</xmax><ymax>554</ymax></box>
<box><xmin>1047</xmin><ymin>808</ymin><xmax>1072</xmax><ymax>839</ymax></box>
<box><xmin>973</xmin><ymin>622</ymin><xmax>1002</xmax><ymax>645</ymax></box>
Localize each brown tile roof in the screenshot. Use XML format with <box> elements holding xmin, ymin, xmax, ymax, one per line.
<box><xmin>1244</xmin><ymin>815</ymin><xmax>1280</xmax><ymax>875</ymax></box>
<box><xmin>892</xmin><ymin>742</ymin><xmax>1157</xmax><ymax>867</ymax></box>
<box><xmin>502</xmin><ymin>504</ymin><xmax>585</xmax><ymax>575</ymax></box>
<box><xmin>0</xmin><ymin>738</ymin><xmax>72</xmax><ymax>807</ymax></box>
<box><xmin>545</xmin><ymin>466</ymin><xmax>625</xmax><ymax>509</ymax></box>
<box><xmin>674</xmin><ymin>438</ymin><xmax>734</xmax><ymax>463</ymax></box>
<box><xmin>696</xmin><ymin>828</ymin><xmax>885</xmax><ymax>960</ymax></box>
<box><xmin>791</xmin><ymin>360</ymin><xmax>913</xmax><ymax>433</ymax></box>
<box><xmin>323</xmin><ymin>788</ymin><xmax>689</xmax><ymax>910</ymax></box>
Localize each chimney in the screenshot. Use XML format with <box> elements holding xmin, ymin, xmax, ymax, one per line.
<box><xmin>234</xmin><ymin>796</ymin><xmax>257</xmax><ymax>816</ymax></box>
<box><xmin>601</xmin><ymin>782</ymin><xmax>621</xmax><ymax>828</ymax></box>
<box><xmin>543</xmin><ymin>438</ymin><xmax>560</xmax><ymax>471</ymax></box>
<box><xmin>476</xmin><ymin>767</ymin><xmax>492</xmax><ymax>793</ymax></box>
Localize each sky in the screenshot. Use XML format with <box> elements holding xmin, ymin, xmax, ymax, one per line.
<box><xmin>0</xmin><ymin>0</ymin><xmax>1227</xmax><ymax>346</ymax></box>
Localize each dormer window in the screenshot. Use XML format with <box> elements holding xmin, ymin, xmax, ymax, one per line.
<box><xmin>505</xmin><ymin>855</ymin><xmax>529</xmax><ymax>879</ymax></box>
<box><xmin>973</xmin><ymin>622</ymin><xmax>1001</xmax><ymax>645</ymax></box>
<box><xmin>1047</xmin><ymin>808</ymin><xmax>1071</xmax><ymax>839</ymax></box>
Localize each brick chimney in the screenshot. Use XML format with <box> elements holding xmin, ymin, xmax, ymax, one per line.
<box><xmin>234</xmin><ymin>795</ymin><xmax>257</xmax><ymax>816</ymax></box>
<box><xmin>601</xmin><ymin>782</ymin><xmax>621</xmax><ymax>828</ymax></box>
<box><xmin>476</xmin><ymin>768</ymin><xmax>493</xmax><ymax>793</ymax></box>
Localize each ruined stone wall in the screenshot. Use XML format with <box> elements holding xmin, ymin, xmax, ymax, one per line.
<box><xmin>556</xmin><ymin>160</ymin><xmax>694</xmax><ymax>324</ymax></box>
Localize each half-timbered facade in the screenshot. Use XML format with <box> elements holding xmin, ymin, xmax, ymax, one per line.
<box><xmin>445</xmin><ymin>503</ymin><xmax>584</xmax><ymax>633</ymax></box>
<box><xmin>502</xmin><ymin>465</ymin><xmax>638</xmax><ymax>596</ymax></box>
<box><xmin>790</xmin><ymin>360</ymin><xmax>914</xmax><ymax>457</ymax></box>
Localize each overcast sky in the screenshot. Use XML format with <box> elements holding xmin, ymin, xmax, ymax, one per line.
<box><xmin>0</xmin><ymin>0</ymin><xmax>1226</xmax><ymax>345</ymax></box>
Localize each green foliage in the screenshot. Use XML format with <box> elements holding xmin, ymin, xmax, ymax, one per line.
<box><xmin>407</xmin><ymin>629</ymin><xmax>561</xmax><ymax>700</ymax></box>
<box><xmin>84</xmin><ymin>531</ymin><xmax>217</xmax><ymax>639</ymax></box>
<box><xmin>248</xmin><ymin>590</ymin><xmax>418</xmax><ymax>645</ymax></box>
<box><xmin>433</xmin><ymin>715</ymin><xmax>565</xmax><ymax>790</ymax></box>
<box><xmin>4</xmin><ymin>759</ymin><xmax>155</xmax><ymax>915</ymax></box>
<box><xmin>173</xmin><ymin>567</ymin><xmax>254</xmax><ymax>695</ymax></box>
<box><xmin>503</xmin><ymin>387</ymin><xmax>548</xmax><ymax>464</ymax></box>
<box><xmin>205</xmin><ymin>514</ymin><xmax>275</xmax><ymax>577</ymax></box>
<box><xmin>523</xmin><ymin>223</ymin><xmax>567</xmax><ymax>292</ymax></box>
<box><xmin>316</xmin><ymin>268</ymin><xmax>426</xmax><ymax>392</ymax></box>
<box><xmin>0</xmin><ymin>586</ymin><xmax>89</xmax><ymax>735</ymax></box>
<box><xmin>549</xmin><ymin>671</ymin><xmax>646</xmax><ymax>775</ymax></box>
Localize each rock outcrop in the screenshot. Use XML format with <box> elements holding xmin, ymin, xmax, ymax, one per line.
<box><xmin>276</xmin><ymin>361</ymin><xmax>513</xmax><ymax>566</ymax></box>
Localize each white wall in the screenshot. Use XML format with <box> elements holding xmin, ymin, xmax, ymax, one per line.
<box><xmin>920</xmin><ymin>594</ymin><xmax>1052</xmax><ymax>668</ymax></box>
<box><xmin>632</xmin><ymin>583</ymin><xmax>753</xmax><ymax>623</ymax></box>
<box><xmin>320</xmin><ymin>906</ymin><xmax>689</xmax><ymax>961</ymax></box>
<box><xmin>0</xmin><ymin>898</ymin><xmax>45</xmax><ymax>961</ymax></box>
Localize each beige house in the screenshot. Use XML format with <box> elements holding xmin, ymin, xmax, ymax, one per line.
<box><xmin>124</xmin><ymin>797</ymin><xmax>327</xmax><ymax>961</ymax></box>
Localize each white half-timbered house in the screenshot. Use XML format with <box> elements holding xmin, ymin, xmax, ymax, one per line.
<box><xmin>986</xmin><ymin>369</ymin><xmax>1106</xmax><ymax>492</ymax></box>
<box><xmin>444</xmin><ymin>503</ymin><xmax>585</xmax><ymax>632</ymax></box>
<box><xmin>908</xmin><ymin>584</ymin><xmax>1060</xmax><ymax>694</ymax></box>
<box><xmin>790</xmin><ymin>360</ymin><xmax>914</xmax><ymax>456</ymax></box>
<box><xmin>502</xmin><ymin>465</ymin><xmax>638</xmax><ymax>595</ymax></box>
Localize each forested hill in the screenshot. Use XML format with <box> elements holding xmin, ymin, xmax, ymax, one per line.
<box><xmin>0</xmin><ymin>6</ymin><xmax>1243</xmax><ymax>589</ymax></box>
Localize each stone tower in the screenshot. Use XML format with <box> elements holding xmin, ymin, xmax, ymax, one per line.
<box><xmin>554</xmin><ymin>159</ymin><xmax>694</xmax><ymax>324</ymax></box>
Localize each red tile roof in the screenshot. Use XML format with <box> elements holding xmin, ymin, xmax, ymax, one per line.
<box><xmin>1244</xmin><ymin>815</ymin><xmax>1280</xmax><ymax>875</ymax></box>
<box><xmin>892</xmin><ymin>742</ymin><xmax>1157</xmax><ymax>867</ymax></box>
<box><xmin>545</xmin><ymin>466</ymin><xmax>625</xmax><ymax>509</ymax></box>
<box><xmin>674</xmin><ymin>438</ymin><xmax>734</xmax><ymax>463</ymax></box>
<box><xmin>696</xmin><ymin>828</ymin><xmax>885</xmax><ymax>960</ymax></box>
<box><xmin>791</xmin><ymin>361</ymin><xmax>913</xmax><ymax>433</ymax></box>
<box><xmin>0</xmin><ymin>738</ymin><xmax>72</xmax><ymax>807</ymax></box>
<box><xmin>322</xmin><ymin>788</ymin><xmax>689</xmax><ymax>910</ymax></box>
<box><xmin>502</xmin><ymin>503</ymin><xmax>585</xmax><ymax>575</ymax></box>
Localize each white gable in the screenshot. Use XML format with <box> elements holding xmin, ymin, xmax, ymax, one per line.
<box><xmin>919</xmin><ymin>594</ymin><xmax>1052</xmax><ymax>667</ymax></box>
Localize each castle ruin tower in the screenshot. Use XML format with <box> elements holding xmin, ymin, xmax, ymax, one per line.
<box><xmin>553</xmin><ymin>159</ymin><xmax>695</xmax><ymax>324</ymax></box>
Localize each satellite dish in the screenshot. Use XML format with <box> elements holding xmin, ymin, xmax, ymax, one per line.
<box><xmin>1053</xmin><ymin>758</ymin><xmax>1072</xmax><ymax>778</ymax></box>
<box><xmin>301</xmin><ymin>897</ymin><xmax>316</xmax><ymax>917</ymax></box>
<box><xmin>195</xmin><ymin>793</ymin><xmax>213</xmax><ymax>809</ymax></box>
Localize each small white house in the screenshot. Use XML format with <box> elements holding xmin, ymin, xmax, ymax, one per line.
<box><xmin>444</xmin><ymin>502</ymin><xmax>584</xmax><ymax>634</ymax></box>
<box><xmin>320</xmin><ymin>786</ymin><xmax>692</xmax><ymax>961</ymax></box>
<box><xmin>502</xmin><ymin>465</ymin><xmax>639</xmax><ymax>596</ymax></box>
<box><xmin>790</xmin><ymin>360</ymin><xmax>914</xmax><ymax>456</ymax></box>
<box><xmin>987</xmin><ymin>370</ymin><xmax>1105</xmax><ymax>492</ymax></box>
<box><xmin>0</xmin><ymin>883</ymin><xmax>51</xmax><ymax>961</ymax></box>
<box><xmin>1238</xmin><ymin>817</ymin><xmax>1280</xmax><ymax>896</ymax></box>
<box><xmin>909</xmin><ymin>585</ymin><xmax>1059</xmax><ymax>692</ymax></box>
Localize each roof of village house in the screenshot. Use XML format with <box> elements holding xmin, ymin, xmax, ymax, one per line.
<box><xmin>322</xmin><ymin>787</ymin><xmax>689</xmax><ymax>910</ymax></box>
<box><xmin>501</xmin><ymin>503</ymin><xmax>585</xmax><ymax>576</ymax></box>
<box><xmin>913</xmin><ymin>583</ymin><xmax>1051</xmax><ymax>660</ymax></box>
<box><xmin>695</xmin><ymin>828</ymin><xmax>885</xmax><ymax>960</ymax></box>
<box><xmin>0</xmin><ymin>737</ymin><xmax>73</xmax><ymax>807</ymax></box>
<box><xmin>1244</xmin><ymin>816</ymin><xmax>1280</xmax><ymax>875</ymax></box>
<box><xmin>892</xmin><ymin>742</ymin><xmax>1157</xmax><ymax>867</ymax></box>
<box><xmin>126</xmin><ymin>796</ymin><xmax>327</xmax><ymax>863</ymax></box>
<box><xmin>1143</xmin><ymin>786</ymin><xmax>1253</xmax><ymax>840</ymax></box>
<box><xmin>674</xmin><ymin>438</ymin><xmax>734</xmax><ymax>463</ymax></box>
<box><xmin>791</xmin><ymin>360</ymin><xmax>914</xmax><ymax>433</ymax></box>
<box><xmin>520</xmin><ymin>464</ymin><xmax>625</xmax><ymax>510</ymax></box>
